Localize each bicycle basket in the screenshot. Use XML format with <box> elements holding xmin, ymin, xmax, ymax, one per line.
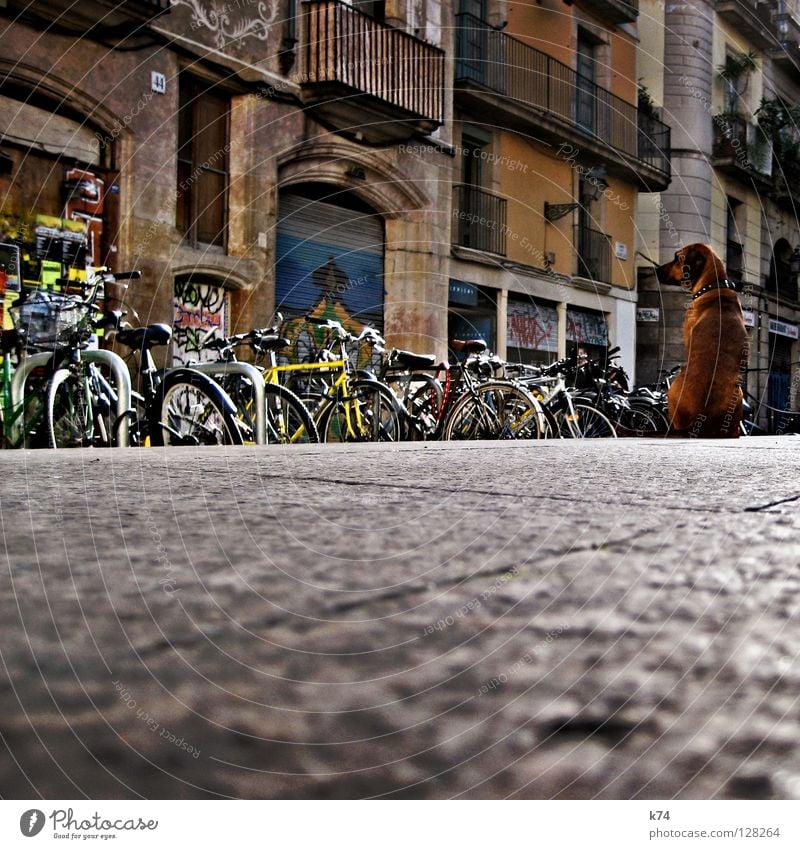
<box><xmin>10</xmin><ymin>291</ymin><xmax>89</xmax><ymax>351</ymax></box>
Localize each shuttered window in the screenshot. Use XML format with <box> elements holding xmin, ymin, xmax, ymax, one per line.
<box><xmin>177</xmin><ymin>76</ymin><xmax>228</xmax><ymax>248</ymax></box>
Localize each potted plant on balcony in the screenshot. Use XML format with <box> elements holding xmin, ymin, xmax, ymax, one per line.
<box><xmin>711</xmin><ymin>52</ymin><xmax>757</xmax><ymax>157</ymax></box>
<box><xmin>756</xmin><ymin>97</ymin><xmax>800</xmax><ymax>197</ymax></box>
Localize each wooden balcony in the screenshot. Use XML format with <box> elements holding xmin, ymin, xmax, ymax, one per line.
<box><xmin>4</xmin><ymin>0</ymin><xmax>170</xmax><ymax>34</ymax></box>
<box><xmin>300</xmin><ymin>0</ymin><xmax>445</xmax><ymax>144</ymax></box>
<box><xmin>453</xmin><ymin>14</ymin><xmax>671</xmax><ymax>191</ymax></box>
<box><xmin>577</xmin><ymin>0</ymin><xmax>639</xmax><ymax>25</ymax></box>
<box><xmin>452</xmin><ymin>185</ymin><xmax>507</xmax><ymax>256</ymax></box>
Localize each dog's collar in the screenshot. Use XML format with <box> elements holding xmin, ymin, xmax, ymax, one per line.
<box><xmin>692</xmin><ymin>279</ymin><xmax>738</xmax><ymax>300</ymax></box>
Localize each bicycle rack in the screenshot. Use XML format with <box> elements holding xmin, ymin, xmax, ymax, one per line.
<box><xmin>9</xmin><ymin>349</ymin><xmax>132</xmax><ymax>448</ymax></box>
<box><xmin>190</xmin><ymin>361</ymin><xmax>266</xmax><ymax>445</ymax></box>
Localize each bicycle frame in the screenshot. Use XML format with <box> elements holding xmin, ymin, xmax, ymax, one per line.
<box><xmin>263</xmin><ymin>356</ymin><xmax>368</xmax><ymax>440</ymax></box>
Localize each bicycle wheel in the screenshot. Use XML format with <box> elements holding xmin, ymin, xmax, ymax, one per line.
<box><xmin>403</xmin><ymin>376</ymin><xmax>444</xmax><ymax>440</ymax></box>
<box><xmin>152</xmin><ymin>370</ymin><xmax>243</xmax><ymax>446</ymax></box>
<box><xmin>616</xmin><ymin>405</ymin><xmax>663</xmax><ymax>436</ymax></box>
<box><xmin>15</xmin><ymin>368</ymin><xmax>50</xmax><ymax>448</ymax></box>
<box><xmin>112</xmin><ymin>390</ymin><xmax>148</xmax><ymax>447</ymax></box>
<box><xmin>263</xmin><ymin>383</ymin><xmax>319</xmax><ymax>444</ymax></box>
<box><xmin>553</xmin><ymin>402</ymin><xmax>617</xmax><ymax>438</ymax></box>
<box><xmin>628</xmin><ymin>401</ymin><xmax>670</xmax><ymax>434</ymax></box>
<box><xmin>442</xmin><ymin>381</ymin><xmax>543</xmax><ymax>440</ymax></box>
<box><xmin>318</xmin><ymin>379</ymin><xmax>402</xmax><ymax>443</ymax></box>
<box><xmin>47</xmin><ymin>368</ymin><xmax>93</xmax><ymax>448</ymax></box>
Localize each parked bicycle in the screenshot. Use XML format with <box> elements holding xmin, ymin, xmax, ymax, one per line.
<box><xmin>111</xmin><ymin>317</ymin><xmax>243</xmax><ymax>447</ymax></box>
<box><xmin>198</xmin><ymin>327</ymin><xmax>319</xmax><ymax>444</ymax></box>
<box><xmin>509</xmin><ymin>357</ymin><xmax>618</xmax><ymax>438</ymax></box>
<box><xmin>210</xmin><ymin>316</ymin><xmax>402</xmax><ymax>443</ymax></box>
<box><xmin>7</xmin><ymin>269</ymin><xmax>137</xmax><ymax>448</ymax></box>
<box><xmin>405</xmin><ymin>339</ymin><xmax>546</xmax><ymax>440</ymax></box>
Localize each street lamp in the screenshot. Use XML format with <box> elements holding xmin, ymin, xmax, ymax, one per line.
<box><xmin>544</xmin><ymin>166</ymin><xmax>609</xmax><ymax>221</ymax></box>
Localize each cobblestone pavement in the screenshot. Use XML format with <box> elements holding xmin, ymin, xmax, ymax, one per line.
<box><xmin>1</xmin><ymin>438</ymin><xmax>799</xmax><ymax>799</ymax></box>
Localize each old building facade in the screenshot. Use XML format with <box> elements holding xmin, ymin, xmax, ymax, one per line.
<box><xmin>637</xmin><ymin>0</ymin><xmax>800</xmax><ymax>431</ymax></box>
<box><xmin>0</xmin><ymin>0</ymin><xmax>671</xmax><ymax>377</ymax></box>
<box><xmin>449</xmin><ymin>0</ymin><xmax>669</xmax><ymax>374</ymax></box>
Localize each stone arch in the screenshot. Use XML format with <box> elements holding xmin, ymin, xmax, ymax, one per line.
<box><xmin>0</xmin><ymin>58</ymin><xmax>124</xmax><ymax>141</ymax></box>
<box><xmin>276</xmin><ymin>141</ymin><xmax>431</xmax><ymax>218</ymax></box>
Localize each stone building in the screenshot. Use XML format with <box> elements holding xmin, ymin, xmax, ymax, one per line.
<box><xmin>0</xmin><ymin>0</ymin><xmax>671</xmax><ymax>374</ymax></box>
<box><xmin>637</xmin><ymin>0</ymin><xmax>800</xmax><ymax>431</ymax></box>
<box><xmin>0</xmin><ymin>0</ymin><xmax>452</xmax><ymax>362</ymax></box>
<box><xmin>448</xmin><ymin>0</ymin><xmax>670</xmax><ymax>375</ymax></box>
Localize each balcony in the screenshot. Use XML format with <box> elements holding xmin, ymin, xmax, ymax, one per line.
<box><xmin>575</xmin><ymin>225</ymin><xmax>611</xmax><ymax>284</ymax></box>
<box><xmin>452</xmin><ymin>185</ymin><xmax>507</xmax><ymax>256</ymax></box>
<box><xmin>453</xmin><ymin>14</ymin><xmax>671</xmax><ymax>191</ymax></box>
<box><xmin>771</xmin><ymin>11</ymin><xmax>800</xmax><ymax>77</ymax></box>
<box><xmin>300</xmin><ymin>0</ymin><xmax>445</xmax><ymax>144</ymax></box>
<box><xmin>716</xmin><ymin>0</ymin><xmax>778</xmax><ymax>49</ymax></box>
<box><xmin>578</xmin><ymin>0</ymin><xmax>639</xmax><ymax>25</ymax></box>
<box><xmin>711</xmin><ymin>114</ymin><xmax>773</xmax><ymax>184</ymax></box>
<box><xmin>4</xmin><ymin>0</ymin><xmax>170</xmax><ymax>35</ymax></box>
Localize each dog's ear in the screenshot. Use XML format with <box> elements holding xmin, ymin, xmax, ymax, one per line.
<box><xmin>682</xmin><ymin>245</ymin><xmax>708</xmax><ymax>285</ymax></box>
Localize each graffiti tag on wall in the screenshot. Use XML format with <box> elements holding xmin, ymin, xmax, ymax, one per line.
<box><xmin>507</xmin><ymin>301</ymin><xmax>558</xmax><ymax>353</ymax></box>
<box><xmin>173</xmin><ymin>278</ymin><xmax>228</xmax><ymax>365</ymax></box>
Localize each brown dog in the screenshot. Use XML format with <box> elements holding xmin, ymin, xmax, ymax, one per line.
<box><xmin>656</xmin><ymin>243</ymin><xmax>748</xmax><ymax>438</ymax></box>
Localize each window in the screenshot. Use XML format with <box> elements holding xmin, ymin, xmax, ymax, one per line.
<box><xmin>177</xmin><ymin>76</ymin><xmax>229</xmax><ymax>248</ymax></box>
<box><xmin>576</xmin><ymin>31</ymin><xmax>598</xmax><ymax>133</ymax></box>
<box><xmin>352</xmin><ymin>0</ymin><xmax>385</xmax><ymax>20</ymax></box>
<box><xmin>725</xmin><ymin>197</ymin><xmax>744</xmax><ymax>286</ymax></box>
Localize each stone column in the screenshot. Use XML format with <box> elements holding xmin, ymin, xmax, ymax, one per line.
<box><xmin>660</xmin><ymin>0</ymin><xmax>715</xmax><ymax>254</ymax></box>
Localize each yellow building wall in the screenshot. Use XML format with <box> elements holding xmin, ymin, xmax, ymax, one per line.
<box><xmin>605</xmin><ymin>176</ymin><xmax>637</xmax><ymax>290</ymax></box>
<box><xmin>496</xmin><ymin>133</ymin><xmax>637</xmax><ymax>288</ymax></box>
<box><xmin>505</xmin><ymin>1</ymin><xmax>639</xmax><ymax>109</ymax></box>
<box><xmin>638</xmin><ymin>0</ymin><xmax>665</xmax><ymax>106</ymax></box>
<box><xmin>506</xmin><ymin>1</ymin><xmax>574</xmax><ymax>68</ymax></box>
<box><xmin>497</xmin><ymin>134</ymin><xmax>574</xmax><ymax>276</ymax></box>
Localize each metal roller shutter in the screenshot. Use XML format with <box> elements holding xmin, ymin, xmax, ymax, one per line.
<box><xmin>275</xmin><ymin>193</ymin><xmax>384</xmax><ymax>329</ymax></box>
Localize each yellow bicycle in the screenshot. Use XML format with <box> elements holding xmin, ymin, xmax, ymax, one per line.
<box><xmin>204</xmin><ymin>317</ymin><xmax>402</xmax><ymax>443</ymax></box>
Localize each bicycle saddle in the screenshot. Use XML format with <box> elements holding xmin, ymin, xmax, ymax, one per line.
<box><xmin>390</xmin><ymin>351</ymin><xmax>438</xmax><ymax>370</ymax></box>
<box><xmin>116</xmin><ymin>323</ymin><xmax>172</xmax><ymax>350</ymax></box>
<box><xmin>253</xmin><ymin>334</ymin><xmax>290</xmax><ymax>352</ymax></box>
<box><xmin>451</xmin><ymin>339</ymin><xmax>487</xmax><ymax>354</ymax></box>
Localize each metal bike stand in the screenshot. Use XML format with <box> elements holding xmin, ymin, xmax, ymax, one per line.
<box><xmin>83</xmin><ymin>350</ymin><xmax>132</xmax><ymax>448</ymax></box>
<box><xmin>10</xmin><ymin>349</ymin><xmax>132</xmax><ymax>448</ymax></box>
<box><xmin>190</xmin><ymin>361</ymin><xmax>266</xmax><ymax>444</ymax></box>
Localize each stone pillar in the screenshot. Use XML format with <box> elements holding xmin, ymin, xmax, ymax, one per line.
<box><xmin>557</xmin><ymin>301</ymin><xmax>567</xmax><ymax>359</ymax></box>
<box><xmin>495</xmin><ymin>288</ymin><xmax>507</xmax><ymax>358</ymax></box>
<box><xmin>660</xmin><ymin>0</ymin><xmax>715</xmax><ymax>254</ymax></box>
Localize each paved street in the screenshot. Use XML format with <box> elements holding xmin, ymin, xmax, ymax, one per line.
<box><xmin>1</xmin><ymin>437</ymin><xmax>799</xmax><ymax>799</ymax></box>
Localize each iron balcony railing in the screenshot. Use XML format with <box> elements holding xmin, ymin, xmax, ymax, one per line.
<box><xmin>575</xmin><ymin>225</ymin><xmax>612</xmax><ymax>283</ymax></box>
<box><xmin>303</xmin><ymin>0</ymin><xmax>445</xmax><ymax>123</ymax></box>
<box><xmin>454</xmin><ymin>14</ymin><xmax>671</xmax><ymax>178</ymax></box>
<box><xmin>711</xmin><ymin>114</ymin><xmax>773</xmax><ymax>177</ymax></box>
<box><xmin>452</xmin><ymin>185</ymin><xmax>507</xmax><ymax>256</ymax></box>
